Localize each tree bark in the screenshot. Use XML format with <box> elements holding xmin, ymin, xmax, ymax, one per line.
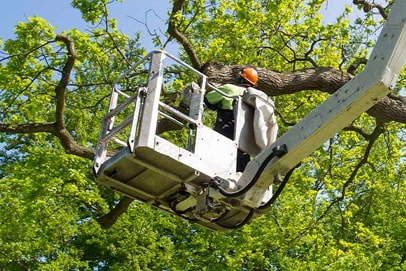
<box><xmin>202</xmin><ymin>62</ymin><xmax>406</xmax><ymax>124</ymax></box>
<box><xmin>97</xmin><ymin>196</ymin><xmax>134</xmax><ymax>229</ymax></box>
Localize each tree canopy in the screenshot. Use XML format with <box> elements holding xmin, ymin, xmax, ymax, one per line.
<box><xmin>0</xmin><ymin>0</ymin><xmax>405</xmax><ymax>270</ymax></box>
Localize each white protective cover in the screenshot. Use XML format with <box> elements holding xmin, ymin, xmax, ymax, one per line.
<box><xmin>243</xmin><ymin>87</ymin><xmax>278</xmax><ymax>149</ymax></box>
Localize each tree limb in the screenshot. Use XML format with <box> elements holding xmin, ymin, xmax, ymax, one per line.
<box><xmin>202</xmin><ymin>62</ymin><xmax>406</xmax><ymax>124</ymax></box>
<box><xmin>167</xmin><ymin>0</ymin><xmax>201</xmax><ymax>69</ymax></box>
<box><xmin>51</xmin><ymin>34</ymin><xmax>95</xmax><ymax>160</ymax></box>
<box><xmin>0</xmin><ymin>123</ymin><xmax>57</xmax><ymax>134</ymax></box>
<box><xmin>1</xmin><ymin>34</ymin><xmax>95</xmax><ymax>160</ymax></box>
<box><xmin>97</xmin><ymin>196</ymin><xmax>134</xmax><ymax>229</ymax></box>
<box><xmin>353</xmin><ymin>0</ymin><xmax>388</xmax><ymax>19</ymax></box>
<box><xmin>54</xmin><ymin>34</ymin><xmax>75</xmax><ymax>130</ymax></box>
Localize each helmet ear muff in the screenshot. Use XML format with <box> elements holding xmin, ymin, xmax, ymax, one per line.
<box><xmin>235</xmin><ymin>72</ymin><xmax>243</xmax><ymax>82</ymax></box>
<box><xmin>236</xmin><ymin>74</ymin><xmax>246</xmax><ymax>84</ymax></box>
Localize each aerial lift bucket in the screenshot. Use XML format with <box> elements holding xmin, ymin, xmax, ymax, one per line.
<box><xmin>93</xmin><ymin>51</ymin><xmax>278</xmax><ymax>230</ymax></box>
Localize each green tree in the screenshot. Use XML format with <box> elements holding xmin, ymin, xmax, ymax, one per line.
<box><xmin>1</xmin><ymin>0</ymin><xmax>405</xmax><ymax>270</ymax></box>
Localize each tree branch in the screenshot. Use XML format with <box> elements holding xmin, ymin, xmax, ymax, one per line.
<box><xmin>167</xmin><ymin>0</ymin><xmax>201</xmax><ymax>69</ymax></box>
<box><xmin>54</xmin><ymin>34</ymin><xmax>75</xmax><ymax>128</ymax></box>
<box><xmin>343</xmin><ymin>125</ymin><xmax>370</xmax><ymax>139</ymax></box>
<box><xmin>1</xmin><ymin>34</ymin><xmax>95</xmax><ymax>160</ymax></box>
<box><xmin>0</xmin><ymin>123</ymin><xmax>57</xmax><ymax>134</ymax></box>
<box><xmin>202</xmin><ymin>62</ymin><xmax>406</xmax><ymax>124</ymax></box>
<box><xmin>97</xmin><ymin>196</ymin><xmax>134</xmax><ymax>229</ymax></box>
<box><xmin>101</xmin><ymin>5</ymin><xmax>133</xmax><ymax>68</ymax></box>
<box><xmin>353</xmin><ymin>0</ymin><xmax>388</xmax><ymax>19</ymax></box>
<box><xmin>346</xmin><ymin>57</ymin><xmax>368</xmax><ymax>75</ymax></box>
<box><xmin>53</xmin><ymin>34</ymin><xmax>95</xmax><ymax>159</ymax></box>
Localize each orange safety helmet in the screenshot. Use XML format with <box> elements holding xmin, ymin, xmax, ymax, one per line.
<box><xmin>240</xmin><ymin>67</ymin><xmax>258</xmax><ymax>86</ymax></box>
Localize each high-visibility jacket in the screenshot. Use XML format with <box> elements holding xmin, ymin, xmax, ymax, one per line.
<box><xmin>205</xmin><ymin>84</ymin><xmax>246</xmax><ymax>110</ymax></box>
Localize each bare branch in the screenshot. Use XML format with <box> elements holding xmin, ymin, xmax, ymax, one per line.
<box><xmin>167</xmin><ymin>0</ymin><xmax>201</xmax><ymax>69</ymax></box>
<box><xmin>98</xmin><ymin>196</ymin><xmax>134</xmax><ymax>229</ymax></box>
<box><xmin>353</xmin><ymin>0</ymin><xmax>388</xmax><ymax>19</ymax></box>
<box><xmin>129</xmin><ymin>9</ymin><xmax>166</xmax><ymax>48</ymax></box>
<box><xmin>283</xmin><ymin>121</ymin><xmax>384</xmax><ymax>246</ymax></box>
<box><xmin>0</xmin><ymin>123</ymin><xmax>57</xmax><ymax>134</ymax></box>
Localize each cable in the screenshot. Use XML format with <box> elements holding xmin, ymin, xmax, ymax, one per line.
<box><xmin>256</xmin><ymin>165</ymin><xmax>297</xmax><ymax>212</ymax></box>
<box><xmin>211</xmin><ymin>144</ymin><xmax>288</xmax><ymax>197</ymax></box>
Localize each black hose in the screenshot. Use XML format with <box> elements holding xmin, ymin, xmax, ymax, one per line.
<box><xmin>212</xmin><ymin>144</ymin><xmax>288</xmax><ymax>197</ymax></box>
<box><xmin>256</xmin><ymin>165</ymin><xmax>297</xmax><ymax>212</ymax></box>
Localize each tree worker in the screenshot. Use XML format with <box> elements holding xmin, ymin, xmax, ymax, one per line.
<box><xmin>204</xmin><ymin>67</ymin><xmax>260</xmax><ymax>172</ymax></box>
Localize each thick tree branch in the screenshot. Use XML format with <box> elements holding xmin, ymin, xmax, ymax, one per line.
<box><xmin>97</xmin><ymin>196</ymin><xmax>134</xmax><ymax>229</ymax></box>
<box><xmin>202</xmin><ymin>62</ymin><xmax>406</xmax><ymax>124</ymax></box>
<box><xmin>52</xmin><ymin>34</ymin><xmax>95</xmax><ymax>160</ymax></box>
<box><xmin>55</xmin><ymin>34</ymin><xmax>76</xmax><ymax>128</ymax></box>
<box><xmin>366</xmin><ymin>93</ymin><xmax>406</xmax><ymax>123</ymax></box>
<box><xmin>0</xmin><ymin>121</ymin><xmax>95</xmax><ymax>160</ymax></box>
<box><xmin>203</xmin><ymin>62</ymin><xmax>353</xmax><ymax>95</ymax></box>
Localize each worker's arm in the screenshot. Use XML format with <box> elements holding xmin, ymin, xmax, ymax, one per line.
<box><xmin>205</xmin><ymin>84</ymin><xmax>244</xmax><ymax>110</ymax></box>
<box><xmin>205</xmin><ymin>89</ymin><xmax>224</xmax><ymax>106</ymax></box>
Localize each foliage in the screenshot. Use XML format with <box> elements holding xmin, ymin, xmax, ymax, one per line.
<box><xmin>0</xmin><ymin>0</ymin><xmax>405</xmax><ymax>270</ymax></box>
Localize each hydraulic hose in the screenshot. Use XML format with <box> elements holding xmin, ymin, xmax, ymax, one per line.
<box><xmin>211</xmin><ymin>144</ymin><xmax>288</xmax><ymax>197</ymax></box>
<box><xmin>256</xmin><ymin>165</ymin><xmax>297</xmax><ymax>212</ymax></box>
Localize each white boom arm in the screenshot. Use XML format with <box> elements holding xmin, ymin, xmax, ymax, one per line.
<box><xmin>238</xmin><ymin>0</ymin><xmax>406</xmax><ymax>208</ymax></box>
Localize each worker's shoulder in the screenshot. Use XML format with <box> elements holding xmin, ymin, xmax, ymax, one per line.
<box><xmin>219</xmin><ymin>84</ymin><xmax>246</xmax><ymax>94</ymax></box>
